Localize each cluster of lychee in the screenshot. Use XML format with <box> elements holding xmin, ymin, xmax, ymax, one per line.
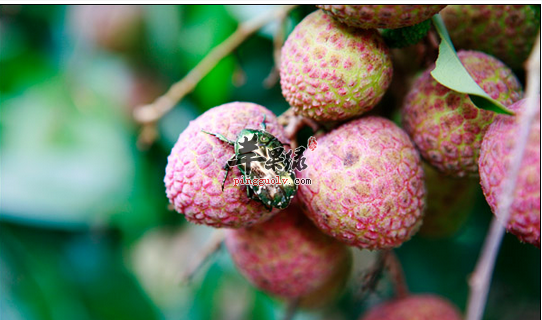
<box><xmin>164</xmin><ymin>5</ymin><xmax>539</xmax><ymax>317</ymax></box>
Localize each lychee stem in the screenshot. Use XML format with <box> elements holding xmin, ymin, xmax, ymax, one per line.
<box><xmin>179</xmin><ymin>229</ymin><xmax>225</xmax><ymax>285</ymax></box>
<box><xmin>278</xmin><ymin>107</ymin><xmax>320</xmax><ymax>149</ymax></box>
<box><xmin>466</xmin><ymin>34</ymin><xmax>540</xmax><ymax>320</ymax></box>
<box><xmin>263</xmin><ymin>8</ymin><xmax>289</xmax><ymax>88</ymax></box>
<box><xmin>133</xmin><ymin>5</ymin><xmax>298</xmax><ymax>146</ymax></box>
<box><xmin>383</xmin><ymin>250</ymin><xmax>409</xmax><ymax>299</ymax></box>
<box><xmin>356</xmin><ymin>251</ymin><xmax>387</xmax><ymax>300</ymax></box>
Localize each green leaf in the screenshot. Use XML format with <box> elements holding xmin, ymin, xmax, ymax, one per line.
<box><xmin>430</xmin><ymin>14</ymin><xmax>514</xmax><ymax>115</ymax></box>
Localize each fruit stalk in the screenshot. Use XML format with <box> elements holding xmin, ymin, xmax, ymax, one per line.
<box><xmin>179</xmin><ymin>229</ymin><xmax>225</xmax><ymax>284</ymax></box>
<box><xmin>133</xmin><ymin>5</ymin><xmax>297</xmax><ymax>145</ymax></box>
<box><xmin>466</xmin><ymin>34</ymin><xmax>540</xmax><ymax>320</ymax></box>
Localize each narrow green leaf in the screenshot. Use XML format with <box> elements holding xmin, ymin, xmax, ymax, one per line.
<box><xmin>430</xmin><ymin>14</ymin><xmax>514</xmax><ymax>115</ymax></box>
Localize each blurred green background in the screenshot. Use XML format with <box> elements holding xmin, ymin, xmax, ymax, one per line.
<box><xmin>0</xmin><ymin>5</ymin><xmax>539</xmax><ymax>320</ymax></box>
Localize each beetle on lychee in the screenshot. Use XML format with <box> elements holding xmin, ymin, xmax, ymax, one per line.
<box><xmin>164</xmin><ymin>102</ymin><xmax>289</xmax><ymax>228</ymax></box>
<box><xmin>202</xmin><ymin>115</ymin><xmax>297</xmax><ymax>210</ymax></box>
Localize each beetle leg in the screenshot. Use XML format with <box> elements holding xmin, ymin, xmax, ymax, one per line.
<box><xmin>221</xmin><ymin>154</ymin><xmax>237</xmax><ymax>190</ymax></box>
<box><xmin>246</xmin><ymin>185</ymin><xmax>256</xmax><ymax>200</ymax></box>
<box><xmin>201</xmin><ymin>130</ymin><xmax>235</xmax><ymax>145</ymax></box>
<box><xmin>260</xmin><ymin>114</ymin><xmax>267</xmax><ymax>131</ymax></box>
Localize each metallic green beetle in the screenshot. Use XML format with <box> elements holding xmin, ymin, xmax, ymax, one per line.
<box><xmin>202</xmin><ymin>116</ymin><xmax>297</xmax><ymax>210</ymax></box>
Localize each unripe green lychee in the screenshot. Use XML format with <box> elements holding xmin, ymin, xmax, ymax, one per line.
<box><xmin>297</xmin><ymin>116</ymin><xmax>425</xmax><ymax>250</ymax></box>
<box><xmin>225</xmin><ymin>204</ymin><xmax>352</xmax><ymax>302</ymax></box>
<box><xmin>360</xmin><ymin>294</ymin><xmax>462</xmax><ymax>320</ymax></box>
<box><xmin>418</xmin><ymin>163</ymin><xmax>478</xmax><ymax>238</ymax></box>
<box><xmin>479</xmin><ymin>97</ymin><xmax>540</xmax><ymax>247</ymax></box>
<box><xmin>318</xmin><ymin>5</ymin><xmax>446</xmax><ymax>29</ymax></box>
<box><xmin>441</xmin><ymin>5</ymin><xmax>540</xmax><ymax>70</ymax></box>
<box><xmin>164</xmin><ymin>102</ymin><xmax>287</xmax><ymax>228</ymax></box>
<box><xmin>402</xmin><ymin>50</ymin><xmax>523</xmax><ymax>178</ymax></box>
<box><xmin>280</xmin><ymin>10</ymin><xmax>393</xmax><ymax>122</ymax></box>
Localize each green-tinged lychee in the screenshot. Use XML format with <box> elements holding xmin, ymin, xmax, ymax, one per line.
<box><xmin>418</xmin><ymin>163</ymin><xmax>479</xmax><ymax>238</ymax></box>
<box><xmin>224</xmin><ymin>204</ymin><xmax>352</xmax><ymax>304</ymax></box>
<box><xmin>479</xmin><ymin>97</ymin><xmax>540</xmax><ymax>247</ymax></box>
<box><xmin>318</xmin><ymin>5</ymin><xmax>446</xmax><ymax>29</ymax></box>
<box><xmin>280</xmin><ymin>10</ymin><xmax>392</xmax><ymax>122</ymax></box>
<box><xmin>164</xmin><ymin>102</ymin><xmax>287</xmax><ymax>228</ymax></box>
<box><xmin>360</xmin><ymin>294</ymin><xmax>462</xmax><ymax>320</ymax></box>
<box><xmin>442</xmin><ymin>5</ymin><xmax>540</xmax><ymax>70</ymax></box>
<box><xmin>402</xmin><ymin>50</ymin><xmax>523</xmax><ymax>178</ymax></box>
<box><xmin>297</xmin><ymin>116</ymin><xmax>425</xmax><ymax>250</ymax></box>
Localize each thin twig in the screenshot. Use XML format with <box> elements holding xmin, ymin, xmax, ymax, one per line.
<box><xmin>465</xmin><ymin>34</ymin><xmax>540</xmax><ymax>320</ymax></box>
<box><xmin>356</xmin><ymin>250</ymin><xmax>387</xmax><ymax>300</ymax></box>
<box><xmin>179</xmin><ymin>229</ymin><xmax>225</xmax><ymax>285</ymax></box>
<box><xmin>282</xmin><ymin>298</ymin><xmax>300</xmax><ymax>320</ymax></box>
<box><xmin>133</xmin><ymin>5</ymin><xmax>297</xmax><ymax>125</ymax></box>
<box><xmin>264</xmin><ymin>9</ymin><xmax>289</xmax><ymax>88</ymax></box>
<box><xmin>383</xmin><ymin>250</ymin><xmax>409</xmax><ymax>299</ymax></box>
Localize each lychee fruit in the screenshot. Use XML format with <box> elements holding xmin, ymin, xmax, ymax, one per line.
<box><xmin>280</xmin><ymin>10</ymin><xmax>393</xmax><ymax>122</ymax></box>
<box><xmin>224</xmin><ymin>204</ymin><xmax>352</xmax><ymax>303</ymax></box>
<box><xmin>418</xmin><ymin>163</ymin><xmax>479</xmax><ymax>238</ymax></box>
<box><xmin>441</xmin><ymin>5</ymin><xmax>540</xmax><ymax>70</ymax></box>
<box><xmin>164</xmin><ymin>102</ymin><xmax>288</xmax><ymax>228</ymax></box>
<box><xmin>479</xmin><ymin>97</ymin><xmax>540</xmax><ymax>247</ymax></box>
<box><xmin>318</xmin><ymin>5</ymin><xmax>446</xmax><ymax>29</ymax></box>
<box><xmin>402</xmin><ymin>50</ymin><xmax>523</xmax><ymax>178</ymax></box>
<box><xmin>360</xmin><ymin>294</ymin><xmax>462</xmax><ymax>320</ymax></box>
<box><xmin>297</xmin><ymin>116</ymin><xmax>425</xmax><ymax>250</ymax></box>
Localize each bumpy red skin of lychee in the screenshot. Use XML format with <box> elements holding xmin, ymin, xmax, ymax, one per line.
<box><xmin>297</xmin><ymin>117</ymin><xmax>425</xmax><ymax>250</ymax></box>
<box><xmin>164</xmin><ymin>102</ymin><xmax>288</xmax><ymax>228</ymax></box>
<box><xmin>318</xmin><ymin>5</ymin><xmax>446</xmax><ymax>29</ymax></box>
<box><xmin>360</xmin><ymin>294</ymin><xmax>462</xmax><ymax>320</ymax></box>
<box><xmin>479</xmin><ymin>98</ymin><xmax>541</xmax><ymax>247</ymax></box>
<box><xmin>442</xmin><ymin>5</ymin><xmax>539</xmax><ymax>70</ymax></box>
<box><xmin>402</xmin><ymin>50</ymin><xmax>523</xmax><ymax>178</ymax></box>
<box><xmin>280</xmin><ymin>10</ymin><xmax>392</xmax><ymax>122</ymax></box>
<box><xmin>225</xmin><ymin>205</ymin><xmax>352</xmax><ymax>299</ymax></box>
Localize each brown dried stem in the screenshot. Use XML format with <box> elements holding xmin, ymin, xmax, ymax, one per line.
<box><xmin>179</xmin><ymin>229</ymin><xmax>225</xmax><ymax>285</ymax></box>
<box><xmin>465</xmin><ymin>34</ymin><xmax>540</xmax><ymax>320</ymax></box>
<box><xmin>133</xmin><ymin>5</ymin><xmax>297</xmax><ymax>126</ymax></box>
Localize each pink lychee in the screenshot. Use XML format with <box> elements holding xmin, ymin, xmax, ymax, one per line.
<box><xmin>225</xmin><ymin>204</ymin><xmax>352</xmax><ymax>303</ymax></box>
<box><xmin>297</xmin><ymin>116</ymin><xmax>425</xmax><ymax>250</ymax></box>
<box><xmin>479</xmin><ymin>97</ymin><xmax>540</xmax><ymax>247</ymax></box>
<box><xmin>360</xmin><ymin>294</ymin><xmax>462</xmax><ymax>320</ymax></box>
